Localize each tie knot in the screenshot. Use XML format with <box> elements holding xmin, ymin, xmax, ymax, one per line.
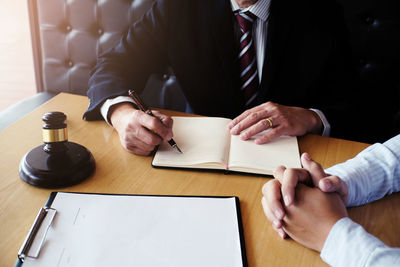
<box><xmin>235</xmin><ymin>11</ymin><xmax>256</xmax><ymax>32</ymax></box>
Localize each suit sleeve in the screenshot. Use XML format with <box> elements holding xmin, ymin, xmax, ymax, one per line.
<box><xmin>83</xmin><ymin>0</ymin><xmax>170</xmax><ymax>120</ymax></box>
<box><xmin>312</xmin><ymin>1</ymin><xmax>360</xmax><ymax>140</ymax></box>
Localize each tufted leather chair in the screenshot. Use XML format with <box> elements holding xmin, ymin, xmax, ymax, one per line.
<box><xmin>29</xmin><ymin>0</ymin><xmax>187</xmax><ymax>105</ymax></box>
<box><xmin>0</xmin><ymin>0</ymin><xmax>188</xmax><ymax>130</ymax></box>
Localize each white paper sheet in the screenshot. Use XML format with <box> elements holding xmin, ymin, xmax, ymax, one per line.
<box><xmin>23</xmin><ymin>193</ymin><xmax>244</xmax><ymax>267</ymax></box>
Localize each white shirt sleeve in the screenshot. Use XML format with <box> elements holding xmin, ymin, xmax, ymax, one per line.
<box><xmin>321</xmin><ymin>217</ymin><xmax>400</xmax><ymax>267</ymax></box>
<box><xmin>321</xmin><ymin>134</ymin><xmax>400</xmax><ymax>266</ymax></box>
<box><xmin>100</xmin><ymin>96</ymin><xmax>136</xmax><ymax>125</ymax></box>
<box><xmin>326</xmin><ymin>134</ymin><xmax>400</xmax><ymax>207</ymax></box>
<box><xmin>309</xmin><ymin>108</ymin><xmax>331</xmax><ymax>137</ymax></box>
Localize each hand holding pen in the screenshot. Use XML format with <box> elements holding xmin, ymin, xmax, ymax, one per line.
<box><xmin>128</xmin><ymin>90</ymin><xmax>183</xmax><ymax>153</ymax></box>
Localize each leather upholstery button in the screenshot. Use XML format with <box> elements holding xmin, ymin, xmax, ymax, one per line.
<box><xmin>365</xmin><ymin>16</ymin><xmax>374</xmax><ymax>24</ymax></box>
<box><xmin>98</xmin><ymin>28</ymin><xmax>103</xmax><ymax>35</ymax></box>
<box><xmin>372</xmin><ymin>19</ymin><xmax>381</xmax><ymax>28</ymax></box>
<box><xmin>162</xmin><ymin>74</ymin><xmax>170</xmax><ymax>81</ymax></box>
<box><xmin>68</xmin><ymin>61</ymin><xmax>73</xmax><ymax>67</ymax></box>
<box><xmin>66</xmin><ymin>25</ymin><xmax>72</xmax><ymax>32</ymax></box>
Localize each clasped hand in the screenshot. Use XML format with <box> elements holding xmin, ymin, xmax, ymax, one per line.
<box><xmin>261</xmin><ymin>153</ymin><xmax>349</xmax><ymax>252</ymax></box>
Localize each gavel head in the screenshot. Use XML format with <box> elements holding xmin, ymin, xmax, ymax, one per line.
<box><xmin>19</xmin><ymin>112</ymin><xmax>95</xmax><ymax>188</ymax></box>
<box><xmin>42</xmin><ymin>111</ymin><xmax>68</xmax><ymax>153</ymax></box>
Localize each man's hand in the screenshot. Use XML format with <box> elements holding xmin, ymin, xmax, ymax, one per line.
<box><xmin>110</xmin><ymin>103</ymin><xmax>173</xmax><ymax>156</ymax></box>
<box><xmin>282</xmin><ymin>184</ymin><xmax>348</xmax><ymax>252</ymax></box>
<box><xmin>261</xmin><ymin>153</ymin><xmax>348</xmax><ymax>238</ymax></box>
<box><xmin>228</xmin><ymin>102</ymin><xmax>323</xmax><ymax>144</ymax></box>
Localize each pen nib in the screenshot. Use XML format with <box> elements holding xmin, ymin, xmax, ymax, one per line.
<box><xmin>173</xmin><ymin>144</ymin><xmax>183</xmax><ymax>154</ymax></box>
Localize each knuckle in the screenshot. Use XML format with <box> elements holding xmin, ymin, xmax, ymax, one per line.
<box><xmin>311</xmin><ymin>161</ymin><xmax>323</xmax><ymax>170</ymax></box>
<box><xmin>285</xmin><ymin>168</ymin><xmax>296</xmax><ymax>178</ymax></box>
<box><xmin>263</xmin><ymin>180</ymin><xmax>278</xmax><ymax>193</ymax></box>
<box><xmin>266</xmin><ymin>101</ymin><xmax>277</xmax><ymax>109</ymax></box>
<box><xmin>134</xmin><ymin>126</ymin><xmax>143</xmax><ymax>138</ymax></box>
<box><xmin>260</xmin><ymin>119</ymin><xmax>269</xmax><ymax>128</ymax></box>
<box><xmin>250</xmin><ymin>112</ymin><xmax>259</xmax><ymax>121</ymax></box>
<box><xmin>279</xmin><ymin>113</ymin><xmax>288</xmax><ymax>122</ymax></box>
<box><xmin>235</xmin><ymin>123</ymin><xmax>244</xmax><ymax>132</ymax></box>
<box><xmin>132</xmin><ymin>110</ymin><xmax>142</xmax><ymax>121</ymax></box>
<box><xmin>270</xmin><ymin>179</ymin><xmax>281</xmax><ymax>188</ymax></box>
<box><xmin>148</xmin><ymin>135</ymin><xmax>161</xmax><ymax>146</ymax></box>
<box><xmin>148</xmin><ymin>118</ymin><xmax>158</xmax><ymax>130</ymax></box>
<box><xmin>273</xmin><ymin>165</ymin><xmax>286</xmax><ymax>175</ymax></box>
<box><xmin>284</xmin><ymin>169</ymin><xmax>297</xmax><ymax>185</ymax></box>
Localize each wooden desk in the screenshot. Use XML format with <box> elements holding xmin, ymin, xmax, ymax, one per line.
<box><xmin>1</xmin><ymin>93</ymin><xmax>399</xmax><ymax>266</ymax></box>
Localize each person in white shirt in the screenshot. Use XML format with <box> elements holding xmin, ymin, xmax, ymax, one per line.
<box><xmin>261</xmin><ymin>134</ymin><xmax>400</xmax><ymax>266</ymax></box>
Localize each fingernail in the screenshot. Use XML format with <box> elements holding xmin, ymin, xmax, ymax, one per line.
<box><xmin>273</xmin><ymin>220</ymin><xmax>279</xmax><ymax>227</ymax></box>
<box><xmin>323</xmin><ymin>180</ymin><xmax>332</xmax><ymax>190</ymax></box>
<box><xmin>284</xmin><ymin>195</ymin><xmax>291</xmax><ymax>206</ymax></box>
<box><xmin>231</xmin><ymin>127</ymin><xmax>238</xmax><ymax>135</ymax></box>
<box><xmin>240</xmin><ymin>133</ymin><xmax>247</xmax><ymax>140</ymax></box>
<box><xmin>274</xmin><ymin>209</ymin><xmax>283</xmax><ymax>219</ymax></box>
<box><xmin>303</xmin><ymin>153</ymin><xmax>312</xmax><ymax>161</ymax></box>
<box><xmin>278</xmin><ymin>229</ymin><xmax>285</xmax><ymax>238</ymax></box>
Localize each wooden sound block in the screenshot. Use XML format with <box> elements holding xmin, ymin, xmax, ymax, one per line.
<box><xmin>19</xmin><ymin>142</ymin><xmax>95</xmax><ymax>188</ymax></box>
<box><xmin>19</xmin><ymin>111</ymin><xmax>95</xmax><ymax>188</ymax></box>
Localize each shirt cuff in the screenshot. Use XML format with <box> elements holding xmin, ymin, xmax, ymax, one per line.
<box><xmin>321</xmin><ymin>217</ymin><xmax>391</xmax><ymax>267</ymax></box>
<box><xmin>100</xmin><ymin>96</ymin><xmax>135</xmax><ymax>125</ymax></box>
<box><xmin>325</xmin><ymin>162</ymin><xmax>362</xmax><ymax>207</ymax></box>
<box><xmin>309</xmin><ymin>108</ymin><xmax>330</xmax><ymax>136</ymax></box>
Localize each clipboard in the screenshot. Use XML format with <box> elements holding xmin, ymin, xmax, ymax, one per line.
<box><xmin>16</xmin><ymin>192</ymin><xmax>248</xmax><ymax>267</ymax></box>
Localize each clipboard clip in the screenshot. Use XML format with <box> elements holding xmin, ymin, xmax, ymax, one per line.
<box><xmin>18</xmin><ymin>207</ymin><xmax>57</xmax><ymax>262</ymax></box>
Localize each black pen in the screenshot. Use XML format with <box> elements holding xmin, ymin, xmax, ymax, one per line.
<box><xmin>128</xmin><ymin>90</ymin><xmax>183</xmax><ymax>153</ymax></box>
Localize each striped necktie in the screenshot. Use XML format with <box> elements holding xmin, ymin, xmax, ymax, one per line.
<box><xmin>235</xmin><ymin>11</ymin><xmax>259</xmax><ymax>105</ymax></box>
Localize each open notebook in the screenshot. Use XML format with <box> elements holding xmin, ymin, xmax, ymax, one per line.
<box><xmin>152</xmin><ymin>117</ymin><xmax>301</xmax><ymax>175</ymax></box>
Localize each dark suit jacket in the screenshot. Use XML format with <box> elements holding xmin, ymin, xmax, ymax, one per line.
<box><xmin>84</xmin><ymin>0</ymin><xmax>358</xmax><ymax>140</ymax></box>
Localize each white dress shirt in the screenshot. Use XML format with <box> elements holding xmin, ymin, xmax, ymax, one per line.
<box><xmin>101</xmin><ymin>0</ymin><xmax>331</xmax><ymax>136</ymax></box>
<box><xmin>321</xmin><ymin>134</ymin><xmax>400</xmax><ymax>266</ymax></box>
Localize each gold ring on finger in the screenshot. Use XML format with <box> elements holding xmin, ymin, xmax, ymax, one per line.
<box><xmin>265</xmin><ymin>118</ymin><xmax>273</xmax><ymax>128</ymax></box>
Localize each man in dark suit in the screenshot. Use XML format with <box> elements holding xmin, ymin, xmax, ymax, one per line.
<box><xmin>84</xmin><ymin>0</ymin><xmax>356</xmax><ymax>155</ymax></box>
